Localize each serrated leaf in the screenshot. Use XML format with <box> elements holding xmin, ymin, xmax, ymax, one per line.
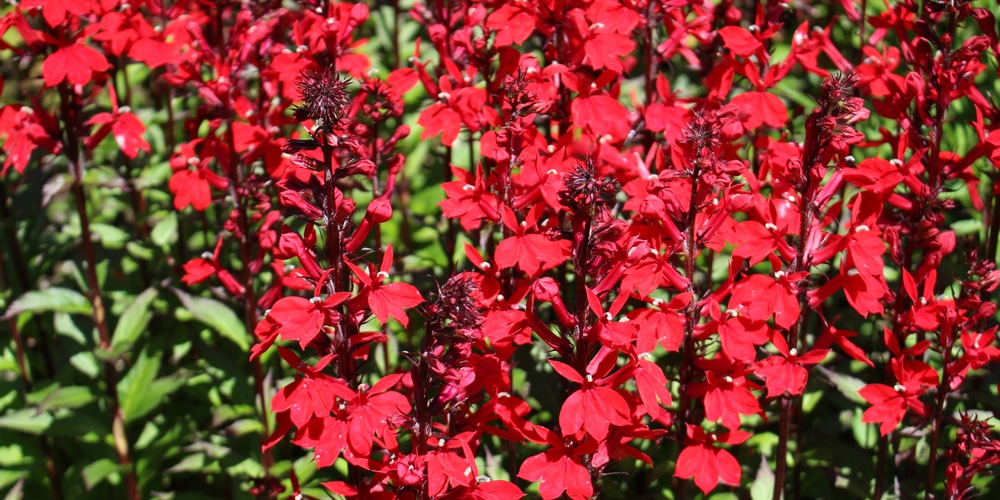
<box><xmin>172</xmin><ymin>288</ymin><xmax>248</xmax><ymax>350</ymax></box>
<box><xmin>0</xmin><ymin>409</ymin><xmax>53</xmax><ymax>434</ymax></box>
<box><xmin>118</xmin><ymin>348</ymin><xmax>161</xmax><ymax>424</ymax></box>
<box><xmin>2</xmin><ymin>288</ymin><xmax>91</xmax><ymax>319</ymax></box>
<box><xmin>112</xmin><ymin>288</ymin><xmax>158</xmax><ymax>349</ymax></box>
<box><xmin>150</xmin><ymin>212</ymin><xmax>178</xmax><ymax>250</ymax></box>
<box><xmin>82</xmin><ymin>458</ymin><xmax>119</xmax><ymax>491</ymax></box>
<box><xmin>37</xmin><ymin>386</ymin><xmax>97</xmax><ymax>413</ymax></box>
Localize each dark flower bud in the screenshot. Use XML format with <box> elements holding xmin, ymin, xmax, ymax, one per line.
<box><xmin>432</xmin><ymin>273</ymin><xmax>485</xmax><ymax>334</ymax></box>
<box><xmin>294</xmin><ymin>67</ymin><xmax>351</xmax><ymax>132</ymax></box>
<box><xmin>559</xmin><ymin>158</ymin><xmax>617</xmax><ymax>216</ymax></box>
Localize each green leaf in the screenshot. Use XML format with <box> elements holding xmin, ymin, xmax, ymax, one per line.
<box><xmin>118</xmin><ymin>348</ymin><xmax>161</xmax><ymax>424</ymax></box>
<box><xmin>2</xmin><ymin>288</ymin><xmax>91</xmax><ymax>319</ymax></box>
<box><xmin>2</xmin><ymin>474</ymin><xmax>26</xmax><ymax>500</ymax></box>
<box><xmin>112</xmin><ymin>288</ymin><xmax>158</xmax><ymax>349</ymax></box>
<box><xmin>122</xmin><ymin>369</ymin><xmax>189</xmax><ymax>426</ymax></box>
<box><xmin>166</xmin><ymin>453</ymin><xmax>207</xmax><ymax>474</ymax></box>
<box><xmin>90</xmin><ymin>223</ymin><xmax>130</xmax><ymax>250</ymax></box>
<box><xmin>53</xmin><ymin>312</ymin><xmax>87</xmax><ymax>344</ymax></box>
<box><xmin>852</xmin><ymin>408</ymin><xmax>879</xmax><ymax>450</ymax></box>
<box><xmin>951</xmin><ymin>218</ymin><xmax>983</xmax><ymax>237</ymax></box>
<box><xmin>37</xmin><ymin>386</ymin><xmax>97</xmax><ymax>413</ymax></box>
<box><xmin>750</xmin><ymin>455</ymin><xmax>776</xmax><ymax>500</ymax></box>
<box><xmin>172</xmin><ymin>288</ymin><xmax>249</xmax><ymax>350</ymax></box>
<box><xmin>0</xmin><ymin>409</ymin><xmax>53</xmax><ymax>435</ymax></box>
<box><xmin>150</xmin><ymin>212</ymin><xmax>178</xmax><ymax>250</ymax></box>
<box><xmin>816</xmin><ymin>365</ymin><xmax>867</xmax><ymax>405</ymax></box>
<box><xmin>82</xmin><ymin>458</ymin><xmax>119</xmax><ymax>490</ymax></box>
<box><xmin>125</xmin><ymin>241</ymin><xmax>154</xmax><ymax>261</ymax></box>
<box><xmin>69</xmin><ymin>351</ymin><xmax>101</xmax><ymax>379</ymax></box>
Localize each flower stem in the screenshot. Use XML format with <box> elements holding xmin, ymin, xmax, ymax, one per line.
<box><xmin>60</xmin><ymin>82</ymin><xmax>139</xmax><ymax>500</ymax></box>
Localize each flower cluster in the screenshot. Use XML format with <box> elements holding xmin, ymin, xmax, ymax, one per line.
<box><xmin>3</xmin><ymin>1</ymin><xmax>1000</xmax><ymax>499</ymax></box>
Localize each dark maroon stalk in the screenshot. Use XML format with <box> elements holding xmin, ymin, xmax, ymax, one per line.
<box><xmin>320</xmin><ymin>140</ymin><xmax>363</xmax><ymax>488</ymax></box>
<box><xmin>222</xmin><ymin>119</ymin><xmax>274</xmax><ymax>476</ymax></box>
<box><xmin>0</xmin><ymin>183</ymin><xmax>56</xmax><ymax>377</ymax></box>
<box><xmin>911</xmin><ymin>11</ymin><xmax>955</xmax><ymax>489</ymax></box>
<box><xmin>412</xmin><ymin>321</ymin><xmax>436</xmax><ymax>500</ymax></box>
<box><xmin>775</xmin><ymin>102</ymin><xmax>830</xmax><ymax>499</ymax></box>
<box><xmin>0</xmin><ymin>238</ymin><xmax>62</xmax><ymax>499</ymax></box>
<box><xmin>59</xmin><ymin>83</ymin><xmax>139</xmax><ymax>500</ymax></box>
<box><xmin>572</xmin><ymin>215</ymin><xmax>593</xmax><ymax>364</ymax></box>
<box><xmin>0</xmin><ymin>235</ymin><xmax>31</xmax><ymax>388</ymax></box>
<box><xmin>988</xmin><ymin>181</ymin><xmax>1000</xmax><ymax>264</ymax></box>
<box><xmin>674</xmin><ymin>149</ymin><xmax>704</xmax><ymax>498</ymax></box>
<box><xmin>859</xmin><ymin>0</ymin><xmax>868</xmax><ymax>59</ymax></box>
<box><xmin>642</xmin><ymin>2</ymin><xmax>657</xmax><ymax>108</ymax></box>
<box><xmin>926</xmin><ymin>343</ymin><xmax>952</xmax><ymax>495</ymax></box>
<box><xmin>392</xmin><ymin>0</ymin><xmax>402</xmax><ymax>69</ymax></box>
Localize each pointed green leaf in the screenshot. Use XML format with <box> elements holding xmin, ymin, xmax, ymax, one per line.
<box><xmin>112</xmin><ymin>288</ymin><xmax>158</xmax><ymax>349</ymax></box>
<box><xmin>37</xmin><ymin>386</ymin><xmax>97</xmax><ymax>413</ymax></box>
<box><xmin>118</xmin><ymin>348</ymin><xmax>161</xmax><ymax>424</ymax></box>
<box><xmin>166</xmin><ymin>453</ymin><xmax>207</xmax><ymax>474</ymax></box>
<box><xmin>2</xmin><ymin>288</ymin><xmax>91</xmax><ymax>319</ymax></box>
<box><xmin>0</xmin><ymin>409</ymin><xmax>53</xmax><ymax>435</ymax></box>
<box><xmin>125</xmin><ymin>241</ymin><xmax>154</xmax><ymax>261</ymax></box>
<box><xmin>750</xmin><ymin>455</ymin><xmax>776</xmax><ymax>500</ymax></box>
<box><xmin>173</xmin><ymin>288</ymin><xmax>248</xmax><ymax>350</ymax></box>
<box><xmin>816</xmin><ymin>365</ymin><xmax>867</xmax><ymax>405</ymax></box>
<box><xmin>82</xmin><ymin>458</ymin><xmax>119</xmax><ymax>490</ymax></box>
<box><xmin>150</xmin><ymin>212</ymin><xmax>178</xmax><ymax>250</ymax></box>
<box><xmin>2</xmin><ymin>474</ymin><xmax>26</xmax><ymax>500</ymax></box>
<box><xmin>90</xmin><ymin>223</ymin><xmax>130</xmax><ymax>250</ymax></box>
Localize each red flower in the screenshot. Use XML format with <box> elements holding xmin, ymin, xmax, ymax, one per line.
<box><xmin>43</xmin><ymin>43</ymin><xmax>110</xmax><ymax>88</ymax></box>
<box><xmin>267</xmin><ymin>291</ymin><xmax>350</xmax><ymax>350</ymax></box>
<box><xmin>348</xmin><ymin>245</ymin><xmax>424</xmax><ymax>327</ymax></box>
<box><xmin>754</xmin><ymin>333</ymin><xmax>829</xmax><ymax>398</ymax></box>
<box><xmin>550</xmin><ymin>353</ymin><xmax>632</xmax><ymax>441</ymax></box>
<box><xmin>517</xmin><ymin>426</ymin><xmax>598</xmax><ymax>500</ymax></box>
<box><xmin>860</xmin><ymin>358</ymin><xmax>935</xmax><ymax>435</ymax></box>
<box><xmin>168</xmin><ymin>140</ymin><xmax>229</xmax><ymax>211</ymax></box>
<box><xmin>493</xmin><ymin>206</ymin><xmax>571</xmax><ymax>275</ymax></box>
<box><xmin>675</xmin><ymin>424</ymin><xmax>751</xmax><ymax>494</ymax></box>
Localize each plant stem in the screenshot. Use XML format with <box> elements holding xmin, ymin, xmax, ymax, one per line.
<box><xmin>413</xmin><ymin>317</ymin><xmax>437</xmax><ymax>500</ymax></box>
<box><xmin>925</xmin><ymin>345</ymin><xmax>952</xmax><ymax>496</ymax></box>
<box><xmin>0</xmin><ymin>182</ymin><xmax>56</xmax><ymax>377</ymax></box>
<box><xmin>60</xmin><ymin>82</ymin><xmax>139</xmax><ymax>500</ymax></box>
<box><xmin>674</xmin><ymin>153</ymin><xmax>704</xmax><ymax>498</ymax></box>
<box><xmin>222</xmin><ymin>118</ymin><xmax>274</xmax><ymax>476</ymax></box>
<box><xmin>775</xmin><ymin>107</ymin><xmax>826</xmax><ymax>499</ymax></box>
<box><xmin>572</xmin><ymin>215</ymin><xmax>593</xmax><ymax>369</ymax></box>
<box><xmin>0</xmin><ymin>237</ymin><xmax>63</xmax><ymax>499</ymax></box>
